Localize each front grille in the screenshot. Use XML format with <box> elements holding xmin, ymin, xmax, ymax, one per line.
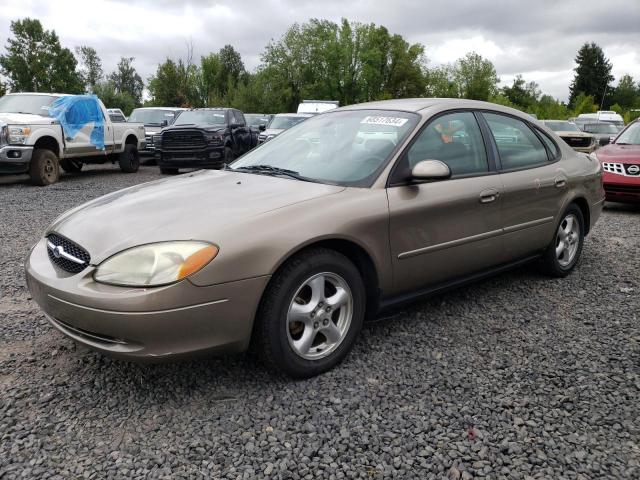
<box><xmin>563</xmin><ymin>136</ymin><xmax>591</xmax><ymax>148</ymax></box>
<box><xmin>603</xmin><ymin>162</ymin><xmax>624</xmax><ymax>175</ymax></box>
<box><xmin>144</xmin><ymin>135</ymin><xmax>155</xmax><ymax>150</ymax></box>
<box><xmin>46</xmin><ymin>233</ymin><xmax>90</xmax><ymax>274</ymax></box>
<box><xmin>162</xmin><ymin>130</ymin><xmax>206</xmax><ymax>150</ymax></box>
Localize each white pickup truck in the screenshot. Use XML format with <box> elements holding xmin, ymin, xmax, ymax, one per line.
<box><xmin>0</xmin><ymin>92</ymin><xmax>145</xmax><ymax>185</ymax></box>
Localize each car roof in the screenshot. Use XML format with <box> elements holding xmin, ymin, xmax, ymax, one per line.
<box><xmin>333</xmin><ymin>98</ymin><xmax>539</xmax><ymax>119</ymax></box>
<box><xmin>275</xmin><ymin>113</ymin><xmax>313</xmax><ymax>117</ymax></box>
<box><xmin>5</xmin><ymin>92</ymin><xmax>70</xmax><ymax>97</ymax></box>
<box><xmin>133</xmin><ymin>107</ymin><xmax>188</xmax><ymax>111</ymax></box>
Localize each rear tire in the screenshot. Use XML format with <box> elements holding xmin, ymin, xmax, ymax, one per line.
<box><xmin>118</xmin><ymin>144</ymin><xmax>140</xmax><ymax>173</ymax></box>
<box><xmin>160</xmin><ymin>167</ymin><xmax>179</xmax><ymax>175</ymax></box>
<box><xmin>253</xmin><ymin>248</ymin><xmax>365</xmax><ymax>378</ymax></box>
<box><xmin>29</xmin><ymin>149</ymin><xmax>60</xmax><ymax>186</ymax></box>
<box><xmin>59</xmin><ymin>158</ymin><xmax>83</xmax><ymax>173</ymax></box>
<box><xmin>540</xmin><ymin>204</ymin><xmax>585</xmax><ymax>277</ymax></box>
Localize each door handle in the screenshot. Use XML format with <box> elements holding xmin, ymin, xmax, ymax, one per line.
<box><xmin>479</xmin><ymin>189</ymin><xmax>499</xmax><ymax>204</ymax></box>
<box><xmin>554</xmin><ymin>177</ymin><xmax>567</xmax><ymax>188</ymax></box>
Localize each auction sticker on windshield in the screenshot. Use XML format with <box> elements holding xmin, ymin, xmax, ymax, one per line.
<box><xmin>361</xmin><ymin>116</ymin><xmax>408</xmax><ymax>127</ymax></box>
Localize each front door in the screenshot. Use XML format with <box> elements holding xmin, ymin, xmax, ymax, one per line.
<box><xmin>387</xmin><ymin>111</ymin><xmax>504</xmax><ymax>295</ymax></box>
<box><xmin>62</xmin><ymin>97</ymin><xmax>108</xmax><ymax>157</ymax></box>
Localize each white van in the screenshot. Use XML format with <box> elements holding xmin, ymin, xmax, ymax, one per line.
<box><xmin>297</xmin><ymin>100</ymin><xmax>339</xmax><ymax>115</ymax></box>
<box><xmin>576</xmin><ymin>111</ymin><xmax>624</xmax><ymax>128</ymax></box>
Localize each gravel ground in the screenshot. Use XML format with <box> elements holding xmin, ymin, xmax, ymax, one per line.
<box><xmin>1</xmin><ymin>164</ymin><xmax>639</xmax><ymax>479</ymax></box>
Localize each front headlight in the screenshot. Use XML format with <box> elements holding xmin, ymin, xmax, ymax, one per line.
<box><xmin>8</xmin><ymin>125</ymin><xmax>31</xmax><ymax>144</ymax></box>
<box><xmin>204</xmin><ymin>132</ymin><xmax>223</xmax><ymax>144</ymax></box>
<box><xmin>0</xmin><ymin>125</ymin><xmax>8</xmax><ymax>145</ymax></box>
<box><xmin>93</xmin><ymin>241</ymin><xmax>218</xmax><ymax>287</ymax></box>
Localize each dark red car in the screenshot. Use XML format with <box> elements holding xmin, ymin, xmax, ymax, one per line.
<box><xmin>594</xmin><ymin>120</ymin><xmax>640</xmax><ymax>203</ymax></box>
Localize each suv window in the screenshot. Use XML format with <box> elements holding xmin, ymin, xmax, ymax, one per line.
<box><xmin>406</xmin><ymin>111</ymin><xmax>488</xmax><ymax>176</ymax></box>
<box><xmin>484</xmin><ymin>113</ymin><xmax>549</xmax><ymax>169</ymax></box>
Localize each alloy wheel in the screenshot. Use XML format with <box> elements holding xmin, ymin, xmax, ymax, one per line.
<box><xmin>286</xmin><ymin>272</ymin><xmax>353</xmax><ymax>360</ymax></box>
<box><xmin>555</xmin><ymin>213</ymin><xmax>580</xmax><ymax>267</ymax></box>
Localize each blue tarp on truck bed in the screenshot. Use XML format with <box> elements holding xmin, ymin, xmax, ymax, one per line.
<box><xmin>48</xmin><ymin>95</ymin><xmax>105</xmax><ymax>150</ymax></box>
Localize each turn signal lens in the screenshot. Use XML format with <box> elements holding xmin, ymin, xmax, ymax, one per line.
<box><xmin>178</xmin><ymin>245</ymin><xmax>219</xmax><ymax>280</ymax></box>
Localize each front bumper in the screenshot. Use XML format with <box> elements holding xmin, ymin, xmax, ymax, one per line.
<box><xmin>25</xmin><ymin>238</ymin><xmax>270</xmax><ymax>361</ymax></box>
<box><xmin>602</xmin><ymin>171</ymin><xmax>640</xmax><ymax>204</ymax></box>
<box><xmin>0</xmin><ymin>144</ymin><xmax>33</xmax><ymax>174</ymax></box>
<box><xmin>156</xmin><ymin>146</ymin><xmax>225</xmax><ymax>169</ymax></box>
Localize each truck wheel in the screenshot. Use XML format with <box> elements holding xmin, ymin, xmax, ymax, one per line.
<box><xmin>224</xmin><ymin>146</ymin><xmax>234</xmax><ymax>164</ymax></box>
<box><xmin>160</xmin><ymin>167</ymin><xmax>179</xmax><ymax>175</ymax></box>
<box><xmin>59</xmin><ymin>158</ymin><xmax>83</xmax><ymax>173</ymax></box>
<box><xmin>118</xmin><ymin>144</ymin><xmax>140</xmax><ymax>173</ymax></box>
<box><xmin>29</xmin><ymin>149</ymin><xmax>60</xmax><ymax>186</ymax></box>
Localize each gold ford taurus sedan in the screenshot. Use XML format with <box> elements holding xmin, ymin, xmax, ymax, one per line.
<box><xmin>26</xmin><ymin>99</ymin><xmax>605</xmax><ymax>378</ymax></box>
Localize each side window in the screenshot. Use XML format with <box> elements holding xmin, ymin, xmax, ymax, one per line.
<box><xmin>406</xmin><ymin>111</ymin><xmax>488</xmax><ymax>176</ymax></box>
<box><xmin>236</xmin><ymin>111</ymin><xmax>246</xmax><ymax>126</ymax></box>
<box><xmin>537</xmin><ymin>129</ymin><xmax>560</xmax><ymax>160</ymax></box>
<box><xmin>483</xmin><ymin>113</ymin><xmax>549</xmax><ymax>169</ymax></box>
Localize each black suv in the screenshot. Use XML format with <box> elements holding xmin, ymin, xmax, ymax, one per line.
<box><xmin>155</xmin><ymin>108</ymin><xmax>258</xmax><ymax>174</ymax></box>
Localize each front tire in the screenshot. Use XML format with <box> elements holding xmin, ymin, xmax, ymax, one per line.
<box><xmin>541</xmin><ymin>204</ymin><xmax>585</xmax><ymax>277</ymax></box>
<box><xmin>254</xmin><ymin>248</ymin><xmax>365</xmax><ymax>378</ymax></box>
<box><xmin>29</xmin><ymin>149</ymin><xmax>60</xmax><ymax>186</ymax></box>
<box><xmin>118</xmin><ymin>144</ymin><xmax>140</xmax><ymax>173</ymax></box>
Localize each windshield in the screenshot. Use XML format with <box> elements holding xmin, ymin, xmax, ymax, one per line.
<box><xmin>583</xmin><ymin>123</ymin><xmax>620</xmax><ymax>134</ymax></box>
<box><xmin>615</xmin><ymin>122</ymin><xmax>640</xmax><ymax>145</ymax></box>
<box><xmin>268</xmin><ymin>115</ymin><xmax>309</xmax><ymax>130</ymax></box>
<box><xmin>174</xmin><ymin>110</ymin><xmax>226</xmax><ymax>126</ymax></box>
<box><xmin>129</xmin><ymin>109</ymin><xmax>178</xmax><ymax>125</ymax></box>
<box><xmin>0</xmin><ymin>94</ymin><xmax>56</xmax><ymax>116</ymax></box>
<box><xmin>545</xmin><ymin>121</ymin><xmax>580</xmax><ymax>132</ymax></box>
<box><xmin>232</xmin><ymin>109</ymin><xmax>419</xmax><ymax>186</ymax></box>
<box><xmin>245</xmin><ymin>114</ymin><xmax>271</xmax><ymax>127</ymax></box>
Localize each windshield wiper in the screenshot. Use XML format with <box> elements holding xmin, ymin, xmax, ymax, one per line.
<box><xmin>232</xmin><ymin>164</ymin><xmax>316</xmax><ymax>182</ymax></box>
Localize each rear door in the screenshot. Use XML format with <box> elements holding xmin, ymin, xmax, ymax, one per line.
<box><xmin>481</xmin><ymin>112</ymin><xmax>566</xmax><ymax>261</ymax></box>
<box><xmin>387</xmin><ymin>110</ymin><xmax>505</xmax><ymax>294</ymax></box>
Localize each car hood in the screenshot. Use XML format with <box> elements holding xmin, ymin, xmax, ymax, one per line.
<box><xmin>596</xmin><ymin>144</ymin><xmax>640</xmax><ymax>163</ymax></box>
<box><xmin>144</xmin><ymin>125</ymin><xmax>163</xmax><ymax>135</ymax></box>
<box><xmin>0</xmin><ymin>112</ymin><xmax>57</xmax><ymax>125</ymax></box>
<box><xmin>555</xmin><ymin>131</ymin><xmax>593</xmax><ymax>138</ymax></box>
<box><xmin>49</xmin><ymin>169</ymin><xmax>344</xmax><ymax>263</ymax></box>
<box><xmin>165</xmin><ymin>124</ymin><xmax>225</xmax><ymax>132</ymax></box>
<box><xmin>263</xmin><ymin>128</ymin><xmax>285</xmax><ymax>137</ymax></box>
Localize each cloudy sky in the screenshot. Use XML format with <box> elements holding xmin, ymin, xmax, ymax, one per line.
<box><xmin>1</xmin><ymin>0</ymin><xmax>639</xmax><ymax>101</ymax></box>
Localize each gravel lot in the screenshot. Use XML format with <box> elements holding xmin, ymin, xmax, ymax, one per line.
<box><xmin>1</xmin><ymin>164</ymin><xmax>639</xmax><ymax>479</ymax></box>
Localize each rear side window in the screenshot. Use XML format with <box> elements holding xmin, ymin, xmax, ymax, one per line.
<box><xmin>406</xmin><ymin>111</ymin><xmax>489</xmax><ymax>176</ymax></box>
<box><xmin>537</xmin><ymin>129</ymin><xmax>560</xmax><ymax>160</ymax></box>
<box><xmin>483</xmin><ymin>113</ymin><xmax>549</xmax><ymax>170</ymax></box>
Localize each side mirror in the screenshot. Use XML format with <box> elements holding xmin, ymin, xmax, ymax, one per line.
<box><xmin>259</xmin><ymin>124</ymin><xmax>266</xmax><ymax>131</ymax></box>
<box><xmin>411</xmin><ymin>160</ymin><xmax>451</xmax><ymax>181</ymax></box>
<box><xmin>161</xmin><ymin>119</ymin><xmax>168</xmax><ymax>127</ymax></box>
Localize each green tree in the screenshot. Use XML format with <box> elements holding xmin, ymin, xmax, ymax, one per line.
<box><xmin>453</xmin><ymin>52</ymin><xmax>499</xmax><ymax>101</ymax></box>
<box><xmin>108</xmin><ymin>57</ymin><xmax>144</xmax><ymax>106</ymax></box>
<box><xmin>75</xmin><ymin>46</ymin><xmax>103</xmax><ymax>92</ymax></box>
<box><xmin>611</xmin><ymin>74</ymin><xmax>639</xmax><ymax>110</ymax></box>
<box><xmin>571</xmin><ymin>92</ymin><xmax>598</xmax><ymax>116</ymax></box>
<box><xmin>0</xmin><ymin>18</ymin><xmax>83</xmax><ymax>93</ymax></box>
<box><xmin>502</xmin><ymin>74</ymin><xmax>540</xmax><ymax>110</ymax></box>
<box><xmin>93</xmin><ymin>80</ymin><xmax>136</xmax><ymax>115</ymax></box>
<box><xmin>425</xmin><ymin>65</ymin><xmax>459</xmax><ymax>98</ymax></box>
<box><xmin>568</xmin><ymin>42</ymin><xmax>613</xmax><ymax>107</ymax></box>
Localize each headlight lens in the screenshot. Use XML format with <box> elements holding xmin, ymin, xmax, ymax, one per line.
<box><xmin>8</xmin><ymin>125</ymin><xmax>31</xmax><ymax>144</ymax></box>
<box><xmin>94</xmin><ymin>241</ymin><xmax>218</xmax><ymax>287</ymax></box>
